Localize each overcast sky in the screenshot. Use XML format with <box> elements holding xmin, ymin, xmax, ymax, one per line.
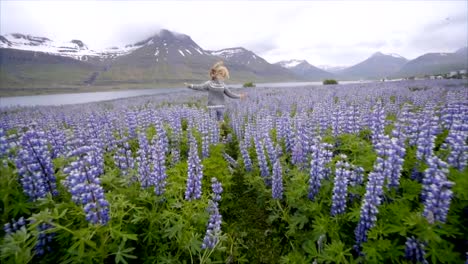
<box><xmin>1</xmin><ymin>1</ymin><xmax>467</xmax><ymax>66</ymax></box>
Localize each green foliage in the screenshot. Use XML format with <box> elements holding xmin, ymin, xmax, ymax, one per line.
<box><xmin>242</xmin><ymin>82</ymin><xmax>256</xmax><ymax>88</ymax></box>
<box><xmin>323</xmin><ymin>79</ymin><xmax>338</xmax><ymax>85</ymax></box>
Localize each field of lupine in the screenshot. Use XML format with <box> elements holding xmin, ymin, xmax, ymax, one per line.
<box><xmin>0</xmin><ymin>79</ymin><xmax>467</xmax><ymax>263</ymax></box>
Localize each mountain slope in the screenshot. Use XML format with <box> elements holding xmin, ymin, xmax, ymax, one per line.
<box><xmin>338</xmin><ymin>52</ymin><xmax>408</xmax><ymax>80</ymax></box>
<box><xmin>209</xmin><ymin>47</ymin><xmax>298</xmax><ymax>82</ymax></box>
<box><xmin>0</xmin><ymin>48</ymin><xmax>99</xmax><ymax>89</ymax></box>
<box><xmin>395</xmin><ymin>48</ymin><xmax>467</xmax><ymax>77</ymax></box>
<box><xmin>275</xmin><ymin>59</ymin><xmax>334</xmax><ymax>80</ymax></box>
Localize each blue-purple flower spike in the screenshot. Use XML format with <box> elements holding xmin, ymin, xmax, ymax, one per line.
<box><xmin>272</xmin><ymin>158</ymin><xmax>283</xmax><ymax>199</ymax></box>
<box><xmin>421</xmin><ymin>156</ymin><xmax>454</xmax><ymax>224</ymax></box>
<box><xmin>185</xmin><ymin>137</ymin><xmax>203</xmax><ymax>201</ymax></box>
<box><xmin>64</xmin><ymin>145</ymin><xmax>110</xmax><ymax>225</ymax></box>
<box><xmin>202</xmin><ymin>200</ymin><xmax>222</xmax><ymax>249</ymax></box>
<box><xmin>16</xmin><ymin>128</ymin><xmax>58</xmax><ymax>201</ymax></box>
<box><xmin>211</xmin><ymin>177</ymin><xmax>223</xmax><ymax>202</ymax></box>
<box><xmin>405</xmin><ymin>237</ymin><xmax>428</xmax><ymax>264</ymax></box>
<box><xmin>331</xmin><ymin>158</ymin><xmax>350</xmax><ymax>216</ymax></box>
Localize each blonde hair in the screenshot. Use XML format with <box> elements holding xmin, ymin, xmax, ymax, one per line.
<box><xmin>210</xmin><ymin>61</ymin><xmax>230</xmax><ymax>80</ymax></box>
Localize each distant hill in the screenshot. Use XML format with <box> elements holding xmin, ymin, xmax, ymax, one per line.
<box><xmin>337</xmin><ymin>52</ymin><xmax>408</xmax><ymax>80</ymax></box>
<box><xmin>275</xmin><ymin>59</ymin><xmax>335</xmax><ymax>81</ymax></box>
<box><xmin>394</xmin><ymin>47</ymin><xmax>467</xmax><ymax>77</ymax></box>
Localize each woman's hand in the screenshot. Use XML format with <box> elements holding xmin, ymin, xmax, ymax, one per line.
<box><xmin>240</xmin><ymin>93</ymin><xmax>247</xmax><ymax>100</ymax></box>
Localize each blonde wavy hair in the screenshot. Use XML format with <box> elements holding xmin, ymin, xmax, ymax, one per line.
<box><xmin>210</xmin><ymin>61</ymin><xmax>230</xmax><ymax>80</ymax></box>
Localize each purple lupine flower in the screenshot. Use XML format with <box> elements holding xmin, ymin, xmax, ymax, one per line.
<box><xmin>443</xmin><ymin>131</ymin><xmax>468</xmax><ymax>171</ymax></box>
<box><xmin>308</xmin><ymin>137</ymin><xmax>332</xmax><ymax>200</ymax></box>
<box><xmin>155</xmin><ymin>118</ymin><xmax>169</xmax><ymax>155</ymax></box>
<box><xmin>291</xmin><ymin>135</ymin><xmax>306</xmax><ymax>166</ymax></box>
<box><xmin>331</xmin><ymin>158</ymin><xmax>350</xmax><ymax>216</ymax></box>
<box><xmin>202</xmin><ymin>200</ymin><xmax>222</xmax><ymax>249</ymax></box>
<box><xmin>211</xmin><ymin>177</ymin><xmax>223</xmax><ymax>202</ymax></box>
<box><xmin>350</xmin><ymin>166</ymin><xmax>364</xmax><ymax>187</ymax></box>
<box><xmin>185</xmin><ymin>137</ymin><xmax>203</xmax><ymax>201</ymax></box>
<box><xmin>254</xmin><ymin>134</ymin><xmax>270</xmax><ymax>183</ymax></box>
<box><xmin>222</xmin><ymin>152</ymin><xmax>239</xmax><ymax>168</ymax></box>
<box><xmin>16</xmin><ymin>128</ymin><xmax>58</xmax><ymax>201</ymax></box>
<box><xmin>125</xmin><ymin>110</ymin><xmax>138</xmax><ymax>139</ymax></box>
<box><xmin>151</xmin><ymin>135</ymin><xmax>167</xmax><ymax>196</ymax></box>
<box><xmin>421</xmin><ymin>156</ymin><xmax>453</xmax><ymax>224</ymax></box>
<box><xmin>64</xmin><ymin>145</ymin><xmax>110</xmax><ymax>225</ymax></box>
<box><xmin>3</xmin><ymin>217</ymin><xmax>27</xmax><ymax>235</ymax></box>
<box><xmin>239</xmin><ymin>140</ymin><xmax>252</xmax><ymax>172</ymax></box>
<box><xmin>34</xmin><ymin>223</ymin><xmax>54</xmax><ymax>256</ymax></box>
<box><xmin>387</xmin><ymin>138</ymin><xmax>406</xmax><ymax>189</ymax></box>
<box><xmin>272</xmin><ymin>158</ymin><xmax>283</xmax><ymax>199</ymax></box>
<box><xmin>405</xmin><ymin>237</ymin><xmax>428</xmax><ymax>264</ymax></box>
<box><xmin>263</xmin><ymin>133</ymin><xmax>276</xmax><ymax>165</ymax></box>
<box><xmin>46</xmin><ymin>127</ymin><xmax>67</xmax><ymax>159</ymax></box>
<box><xmin>136</xmin><ymin>132</ymin><xmax>154</xmax><ymax>187</ymax></box>
<box><xmin>354</xmin><ymin>164</ymin><xmax>385</xmax><ymax>249</ymax></box>
<box><xmin>113</xmin><ymin>141</ymin><xmax>135</xmax><ymax>176</ymax></box>
<box><xmin>0</xmin><ymin>128</ymin><xmax>9</xmax><ymax>158</ymax></box>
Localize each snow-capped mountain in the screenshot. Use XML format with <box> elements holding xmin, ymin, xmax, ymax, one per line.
<box><xmin>208</xmin><ymin>47</ymin><xmax>297</xmax><ymax>81</ymax></box>
<box><xmin>0</xmin><ymin>33</ymin><xmax>139</xmax><ymax>62</ymax></box>
<box><xmin>276</xmin><ymin>59</ymin><xmax>307</xmax><ymax>69</ymax></box>
<box><xmin>0</xmin><ymin>29</ymin><xmax>300</xmax><ymax>89</ymax></box>
<box><xmin>275</xmin><ymin>59</ymin><xmax>334</xmax><ymax>81</ymax></box>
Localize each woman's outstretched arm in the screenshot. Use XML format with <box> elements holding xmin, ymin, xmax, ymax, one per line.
<box><xmin>185</xmin><ymin>81</ymin><xmax>210</xmax><ymax>91</ymax></box>
<box><xmin>224</xmin><ymin>86</ymin><xmax>243</xmax><ymax>99</ymax></box>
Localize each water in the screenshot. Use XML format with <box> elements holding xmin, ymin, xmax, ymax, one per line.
<box><xmin>0</xmin><ymin>81</ymin><xmax>371</xmax><ymax>107</ymax></box>
<box><xmin>0</xmin><ymin>87</ymin><xmax>188</xmax><ymax>107</ymax></box>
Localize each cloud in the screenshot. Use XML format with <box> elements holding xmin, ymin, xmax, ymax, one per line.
<box><xmin>1</xmin><ymin>1</ymin><xmax>466</xmax><ymax>65</ymax></box>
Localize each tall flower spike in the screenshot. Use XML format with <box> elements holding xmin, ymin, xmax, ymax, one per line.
<box><xmin>185</xmin><ymin>136</ymin><xmax>203</xmax><ymax>201</ymax></box>
<box><xmin>331</xmin><ymin>159</ymin><xmax>350</xmax><ymax>216</ymax></box>
<box><xmin>64</xmin><ymin>145</ymin><xmax>110</xmax><ymax>225</ymax></box>
<box><xmin>421</xmin><ymin>156</ymin><xmax>453</xmax><ymax>224</ymax></box>
<box><xmin>16</xmin><ymin>128</ymin><xmax>58</xmax><ymax>200</ymax></box>
<box><xmin>152</xmin><ymin>135</ymin><xmax>167</xmax><ymax>196</ymax></box>
<box><xmin>239</xmin><ymin>140</ymin><xmax>252</xmax><ymax>172</ymax></box>
<box><xmin>202</xmin><ymin>200</ymin><xmax>222</xmax><ymax>249</ymax></box>
<box><xmin>211</xmin><ymin>177</ymin><xmax>223</xmax><ymax>203</ymax></box>
<box><xmin>272</xmin><ymin>158</ymin><xmax>283</xmax><ymax>199</ymax></box>
<box><xmin>354</xmin><ymin>165</ymin><xmax>385</xmax><ymax>250</ymax></box>
<box><xmin>405</xmin><ymin>237</ymin><xmax>428</xmax><ymax>264</ymax></box>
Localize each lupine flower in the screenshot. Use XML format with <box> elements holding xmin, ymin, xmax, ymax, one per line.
<box><xmin>136</xmin><ymin>132</ymin><xmax>154</xmax><ymax>187</ymax></box>
<box><xmin>421</xmin><ymin>156</ymin><xmax>453</xmax><ymax>224</ymax></box>
<box><xmin>308</xmin><ymin>137</ymin><xmax>331</xmax><ymax>200</ymax></box>
<box><xmin>443</xmin><ymin>131</ymin><xmax>468</xmax><ymax>171</ymax></box>
<box><xmin>292</xmin><ymin>136</ymin><xmax>306</xmax><ymax>166</ymax></box>
<box><xmin>272</xmin><ymin>158</ymin><xmax>283</xmax><ymax>199</ymax></box>
<box><xmin>354</xmin><ymin>163</ymin><xmax>385</xmax><ymax>249</ymax></box>
<box><xmin>16</xmin><ymin>128</ymin><xmax>58</xmax><ymax>200</ymax></box>
<box><xmin>387</xmin><ymin>138</ymin><xmax>406</xmax><ymax>189</ymax></box>
<box><xmin>349</xmin><ymin>166</ymin><xmax>364</xmax><ymax>187</ymax></box>
<box><xmin>35</xmin><ymin>223</ymin><xmax>54</xmax><ymax>256</ymax></box>
<box><xmin>202</xmin><ymin>200</ymin><xmax>222</xmax><ymax>249</ymax></box>
<box><xmin>405</xmin><ymin>237</ymin><xmax>428</xmax><ymax>264</ymax></box>
<box><xmin>152</xmin><ymin>135</ymin><xmax>167</xmax><ymax>196</ymax></box>
<box><xmin>239</xmin><ymin>140</ymin><xmax>252</xmax><ymax>171</ymax></box>
<box><xmin>3</xmin><ymin>217</ymin><xmax>27</xmax><ymax>235</ymax></box>
<box><xmin>331</xmin><ymin>159</ymin><xmax>350</xmax><ymax>216</ymax></box>
<box><xmin>185</xmin><ymin>137</ymin><xmax>203</xmax><ymax>201</ymax></box>
<box><xmin>254</xmin><ymin>134</ymin><xmax>270</xmax><ymax>183</ymax></box>
<box><xmin>211</xmin><ymin>177</ymin><xmax>223</xmax><ymax>202</ymax></box>
<box><xmin>125</xmin><ymin>110</ymin><xmax>138</xmax><ymax>139</ymax></box>
<box><xmin>0</xmin><ymin>128</ymin><xmax>9</xmax><ymax>158</ymax></box>
<box><xmin>113</xmin><ymin>141</ymin><xmax>135</xmax><ymax>176</ymax></box>
<box><xmin>222</xmin><ymin>152</ymin><xmax>239</xmax><ymax>168</ymax></box>
<box><xmin>64</xmin><ymin>145</ymin><xmax>110</xmax><ymax>225</ymax></box>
